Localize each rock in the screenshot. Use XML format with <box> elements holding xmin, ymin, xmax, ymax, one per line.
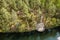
<box><xmin>36</xmin><ymin>22</ymin><xmax>45</xmax><ymax>32</ymax></box>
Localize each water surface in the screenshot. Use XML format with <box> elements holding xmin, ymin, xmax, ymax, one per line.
<box><xmin>0</xmin><ymin>30</ymin><xmax>60</xmax><ymax>40</ymax></box>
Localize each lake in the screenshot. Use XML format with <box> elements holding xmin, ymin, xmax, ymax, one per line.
<box><xmin>0</xmin><ymin>28</ymin><xmax>60</xmax><ymax>40</ymax></box>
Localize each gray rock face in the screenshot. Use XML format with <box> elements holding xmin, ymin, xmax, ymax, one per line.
<box><xmin>36</xmin><ymin>22</ymin><xmax>45</xmax><ymax>32</ymax></box>
<box><xmin>36</xmin><ymin>14</ymin><xmax>45</xmax><ymax>32</ymax></box>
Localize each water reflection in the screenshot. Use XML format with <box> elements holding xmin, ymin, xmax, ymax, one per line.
<box><xmin>0</xmin><ymin>30</ymin><xmax>60</xmax><ymax>40</ymax></box>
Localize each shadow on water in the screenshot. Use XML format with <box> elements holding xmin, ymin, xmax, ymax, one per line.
<box><xmin>0</xmin><ymin>26</ymin><xmax>60</xmax><ymax>40</ymax></box>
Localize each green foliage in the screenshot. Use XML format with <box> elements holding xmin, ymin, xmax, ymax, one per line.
<box><xmin>0</xmin><ymin>0</ymin><xmax>60</xmax><ymax>32</ymax></box>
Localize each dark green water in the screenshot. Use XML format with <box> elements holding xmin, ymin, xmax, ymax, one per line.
<box><xmin>0</xmin><ymin>29</ymin><xmax>60</xmax><ymax>40</ymax></box>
